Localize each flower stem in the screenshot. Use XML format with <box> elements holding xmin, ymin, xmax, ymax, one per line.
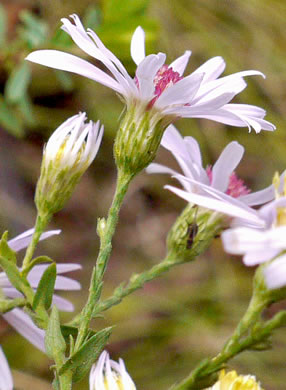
<box><xmin>170</xmin><ymin>290</ymin><xmax>268</xmax><ymax>390</ymax></box>
<box><xmin>22</xmin><ymin>213</ymin><xmax>50</xmax><ymax>272</ymax></box>
<box><xmin>74</xmin><ymin>169</ymin><xmax>133</xmax><ymax>351</ymax></box>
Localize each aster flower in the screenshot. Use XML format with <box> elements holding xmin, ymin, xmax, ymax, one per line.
<box><xmin>0</xmin><ymin>347</ymin><xmax>13</xmax><ymax>390</ymax></box>
<box><xmin>206</xmin><ymin>370</ymin><xmax>263</xmax><ymax>390</ymax></box>
<box><xmin>89</xmin><ymin>351</ymin><xmax>136</xmax><ymax>390</ymax></box>
<box><xmin>26</xmin><ymin>14</ymin><xmax>274</xmax><ymax>134</ymax></box>
<box><xmin>222</xmin><ymin>196</ymin><xmax>286</xmax><ymax>289</ymax></box>
<box><xmin>0</xmin><ymin>228</ymin><xmax>81</xmax><ymax>352</ymax></box>
<box><xmin>36</xmin><ymin>112</ymin><xmax>103</xmax><ymax>217</ymax></box>
<box><xmin>147</xmin><ymin>125</ymin><xmax>275</xmax><ymax>227</ymax></box>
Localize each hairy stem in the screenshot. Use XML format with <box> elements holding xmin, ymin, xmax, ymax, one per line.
<box><xmin>74</xmin><ymin>169</ymin><xmax>133</xmax><ymax>351</ymax></box>
<box><xmin>171</xmin><ymin>290</ymin><xmax>268</xmax><ymax>390</ymax></box>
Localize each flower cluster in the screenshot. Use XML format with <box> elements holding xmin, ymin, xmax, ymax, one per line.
<box><xmin>0</xmin><ymin>9</ymin><xmax>282</xmax><ymax>390</ymax></box>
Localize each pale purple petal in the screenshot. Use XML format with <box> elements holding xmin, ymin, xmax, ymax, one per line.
<box><xmin>264</xmin><ymin>254</ymin><xmax>286</xmax><ymax>289</ymax></box>
<box><xmin>169</xmin><ymin>50</ymin><xmax>191</xmax><ymax>76</ymax></box>
<box><xmin>165</xmin><ymin>184</ymin><xmax>264</xmax><ymax>226</ymax></box>
<box><xmin>8</xmin><ymin>228</ymin><xmax>61</xmax><ymax>252</ymax></box>
<box><xmin>52</xmin><ymin>294</ymin><xmax>74</xmax><ymax>312</ymax></box>
<box><xmin>136</xmin><ymin>53</ymin><xmax>166</xmax><ymax>101</ymax></box>
<box><xmin>130</xmin><ymin>26</ymin><xmax>146</xmax><ymax>65</ymax></box>
<box><xmin>211</xmin><ymin>141</ymin><xmax>244</xmax><ymax>192</ymax></box>
<box><xmin>243</xmin><ymin>248</ymin><xmax>281</xmax><ymax>266</ymax></box>
<box><xmin>0</xmin><ymin>347</ymin><xmax>13</xmax><ymax>390</ymax></box>
<box><xmin>156</xmin><ymin>73</ymin><xmax>204</xmax><ymax>108</ymax></box>
<box><xmin>3</xmin><ymin>308</ymin><xmax>45</xmax><ymax>352</ymax></box>
<box><xmin>239</xmin><ymin>184</ymin><xmax>275</xmax><ymax>206</ymax></box>
<box><xmin>191</xmin><ymin>56</ymin><xmax>226</xmax><ymax>83</ymax></box>
<box><xmin>26</xmin><ymin>50</ymin><xmax>123</xmax><ymax>94</ymax></box>
<box><xmin>146</xmin><ymin>162</ymin><xmax>177</xmax><ymax>176</ymax></box>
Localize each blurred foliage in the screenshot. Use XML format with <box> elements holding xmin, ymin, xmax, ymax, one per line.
<box><xmin>0</xmin><ymin>0</ymin><xmax>286</xmax><ymax>390</ymax></box>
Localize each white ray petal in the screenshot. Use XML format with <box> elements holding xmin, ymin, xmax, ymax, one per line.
<box><xmin>130</xmin><ymin>26</ymin><xmax>146</xmax><ymax>65</ymax></box>
<box><xmin>26</xmin><ymin>50</ymin><xmax>123</xmax><ymax>94</ymax></box>
<box><xmin>264</xmin><ymin>254</ymin><xmax>286</xmax><ymax>289</ymax></box>
<box><xmin>165</xmin><ymin>185</ymin><xmax>264</xmax><ymax>226</ymax></box>
<box><xmin>169</xmin><ymin>50</ymin><xmax>191</xmax><ymax>76</ymax></box>
<box><xmin>3</xmin><ymin>309</ymin><xmax>45</xmax><ymax>352</ymax></box>
<box><xmin>191</xmin><ymin>56</ymin><xmax>226</xmax><ymax>83</ymax></box>
<box><xmin>156</xmin><ymin>73</ymin><xmax>204</xmax><ymax>108</ymax></box>
<box><xmin>211</xmin><ymin>141</ymin><xmax>244</xmax><ymax>192</ymax></box>
<box><xmin>0</xmin><ymin>347</ymin><xmax>13</xmax><ymax>390</ymax></box>
<box><xmin>136</xmin><ymin>53</ymin><xmax>166</xmax><ymax>100</ymax></box>
<box><xmin>8</xmin><ymin>229</ymin><xmax>61</xmax><ymax>252</ymax></box>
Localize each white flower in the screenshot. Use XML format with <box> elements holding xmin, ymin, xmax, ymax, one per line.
<box><xmin>0</xmin><ymin>347</ymin><xmax>13</xmax><ymax>390</ymax></box>
<box><xmin>0</xmin><ymin>228</ymin><xmax>81</xmax><ymax>352</ymax></box>
<box><xmin>26</xmin><ymin>14</ymin><xmax>275</xmax><ymax>133</ymax></box>
<box><xmin>147</xmin><ymin>125</ymin><xmax>275</xmax><ymax>228</ymax></box>
<box><xmin>36</xmin><ymin>112</ymin><xmax>103</xmax><ymax>216</ymax></box>
<box><xmin>44</xmin><ymin>112</ymin><xmax>103</xmax><ymax>173</ymax></box>
<box><xmin>89</xmin><ymin>351</ymin><xmax>136</xmax><ymax>390</ymax></box>
<box><xmin>221</xmin><ymin>198</ymin><xmax>286</xmax><ymax>289</ymax></box>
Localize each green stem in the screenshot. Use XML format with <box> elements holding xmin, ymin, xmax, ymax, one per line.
<box><xmin>93</xmin><ymin>254</ymin><xmax>177</xmax><ymax>316</ymax></box>
<box><xmin>74</xmin><ymin>169</ymin><xmax>133</xmax><ymax>351</ymax></box>
<box><xmin>22</xmin><ymin>213</ymin><xmax>50</xmax><ymax>272</ymax></box>
<box><xmin>171</xmin><ymin>290</ymin><xmax>268</xmax><ymax>390</ymax></box>
<box><xmin>0</xmin><ymin>297</ymin><xmax>26</xmax><ymax>313</ymax></box>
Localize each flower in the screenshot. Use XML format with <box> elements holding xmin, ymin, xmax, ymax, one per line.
<box><xmin>26</xmin><ymin>15</ymin><xmax>275</xmax><ymax>134</ymax></box>
<box><xmin>221</xmin><ymin>196</ymin><xmax>286</xmax><ymax>289</ymax></box>
<box><xmin>0</xmin><ymin>228</ymin><xmax>81</xmax><ymax>352</ymax></box>
<box><xmin>206</xmin><ymin>370</ymin><xmax>263</xmax><ymax>390</ymax></box>
<box><xmin>89</xmin><ymin>351</ymin><xmax>136</xmax><ymax>390</ymax></box>
<box><xmin>0</xmin><ymin>347</ymin><xmax>13</xmax><ymax>390</ymax></box>
<box><xmin>147</xmin><ymin>125</ymin><xmax>275</xmax><ymax>228</ymax></box>
<box><xmin>35</xmin><ymin>112</ymin><xmax>103</xmax><ymax>217</ymax></box>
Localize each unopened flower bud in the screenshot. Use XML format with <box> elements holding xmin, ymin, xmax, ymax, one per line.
<box><xmin>35</xmin><ymin>113</ymin><xmax>103</xmax><ymax>218</ymax></box>
<box><xmin>207</xmin><ymin>370</ymin><xmax>264</xmax><ymax>390</ymax></box>
<box><xmin>166</xmin><ymin>203</ymin><xmax>223</xmax><ymax>262</ymax></box>
<box><xmin>114</xmin><ymin>104</ymin><xmax>174</xmax><ymax>177</ymax></box>
<box><xmin>89</xmin><ymin>351</ymin><xmax>136</xmax><ymax>390</ymax></box>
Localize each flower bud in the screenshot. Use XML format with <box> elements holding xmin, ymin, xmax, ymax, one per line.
<box><xmin>89</xmin><ymin>351</ymin><xmax>136</xmax><ymax>390</ymax></box>
<box><xmin>166</xmin><ymin>204</ymin><xmax>223</xmax><ymax>262</ymax></box>
<box><xmin>207</xmin><ymin>370</ymin><xmax>264</xmax><ymax>390</ymax></box>
<box><xmin>114</xmin><ymin>104</ymin><xmax>174</xmax><ymax>177</ymax></box>
<box><xmin>35</xmin><ymin>113</ymin><xmax>103</xmax><ymax>218</ymax></box>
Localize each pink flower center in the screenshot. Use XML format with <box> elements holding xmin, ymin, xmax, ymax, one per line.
<box><xmin>135</xmin><ymin>65</ymin><xmax>183</xmax><ymax>108</ymax></box>
<box><xmin>206</xmin><ymin>166</ymin><xmax>250</xmax><ymax>198</ymax></box>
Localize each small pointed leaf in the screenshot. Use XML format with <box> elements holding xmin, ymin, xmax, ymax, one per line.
<box><xmin>45</xmin><ymin>306</ymin><xmax>66</xmax><ymax>360</ymax></box>
<box><xmin>0</xmin><ymin>231</ymin><xmax>17</xmax><ymax>264</ymax></box>
<box><xmin>5</xmin><ymin>62</ymin><xmax>31</xmax><ymax>104</ymax></box>
<box><xmin>33</xmin><ymin>263</ymin><xmax>57</xmax><ymax>311</ymax></box>
<box><xmin>59</xmin><ymin>327</ymin><xmax>112</xmax><ymax>382</ymax></box>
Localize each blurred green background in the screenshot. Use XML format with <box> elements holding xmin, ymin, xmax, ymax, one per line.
<box><xmin>0</xmin><ymin>0</ymin><xmax>286</xmax><ymax>389</ymax></box>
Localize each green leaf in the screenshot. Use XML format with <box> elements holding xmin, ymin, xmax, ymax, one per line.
<box><xmin>17</xmin><ymin>93</ymin><xmax>35</xmax><ymax>125</ymax></box>
<box><xmin>22</xmin><ymin>255</ymin><xmax>53</xmax><ymax>277</ymax></box>
<box><xmin>61</xmin><ymin>325</ymin><xmax>79</xmax><ymax>342</ymax></box>
<box><xmin>45</xmin><ymin>306</ymin><xmax>66</xmax><ymax>360</ymax></box>
<box><xmin>0</xmin><ymin>4</ymin><xmax>7</xmax><ymax>47</ymax></box>
<box><xmin>0</xmin><ymin>95</ymin><xmax>23</xmax><ymax>137</ymax></box>
<box><xmin>5</xmin><ymin>62</ymin><xmax>31</xmax><ymax>104</ymax></box>
<box><xmin>33</xmin><ymin>263</ymin><xmax>57</xmax><ymax>311</ymax></box>
<box><xmin>18</xmin><ymin>10</ymin><xmax>48</xmax><ymax>48</ymax></box>
<box><xmin>0</xmin><ymin>231</ymin><xmax>16</xmax><ymax>264</ymax></box>
<box><xmin>59</xmin><ymin>327</ymin><xmax>112</xmax><ymax>382</ymax></box>
<box><xmin>0</xmin><ymin>256</ymin><xmax>34</xmax><ymax>303</ymax></box>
